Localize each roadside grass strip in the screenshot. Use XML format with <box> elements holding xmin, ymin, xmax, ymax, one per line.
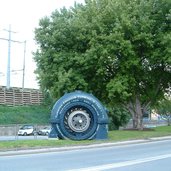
<box><xmin>0</xmin><ymin>126</ymin><xmax>171</xmax><ymax>150</ymax></box>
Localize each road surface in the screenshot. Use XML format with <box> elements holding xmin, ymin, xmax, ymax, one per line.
<box><xmin>0</xmin><ymin>139</ymin><xmax>171</xmax><ymax>171</ymax></box>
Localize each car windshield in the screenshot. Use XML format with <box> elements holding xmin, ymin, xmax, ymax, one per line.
<box><xmin>42</xmin><ymin>127</ymin><xmax>50</xmax><ymax>129</ymax></box>
<box><xmin>20</xmin><ymin>125</ymin><xmax>33</xmax><ymax>129</ymax></box>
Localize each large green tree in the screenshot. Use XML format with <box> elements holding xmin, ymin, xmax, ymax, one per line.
<box><xmin>34</xmin><ymin>0</ymin><xmax>171</xmax><ymax>129</ymax></box>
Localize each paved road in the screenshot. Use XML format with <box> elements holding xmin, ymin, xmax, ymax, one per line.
<box><xmin>0</xmin><ymin>139</ymin><xmax>171</xmax><ymax>171</ymax></box>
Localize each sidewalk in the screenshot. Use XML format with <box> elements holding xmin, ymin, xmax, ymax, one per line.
<box><xmin>1</xmin><ymin>136</ymin><xmax>171</xmax><ymax>156</ymax></box>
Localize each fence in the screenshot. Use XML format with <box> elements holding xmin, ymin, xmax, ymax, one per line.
<box><xmin>0</xmin><ymin>86</ymin><xmax>44</xmax><ymax>106</ymax></box>
<box><xmin>0</xmin><ymin>124</ymin><xmax>50</xmax><ymax>141</ymax></box>
<box><xmin>123</xmin><ymin>119</ymin><xmax>168</xmax><ymax>129</ymax></box>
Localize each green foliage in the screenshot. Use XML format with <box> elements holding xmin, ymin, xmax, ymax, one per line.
<box><xmin>0</xmin><ymin>105</ymin><xmax>50</xmax><ymax>125</ymax></box>
<box><xmin>156</xmin><ymin>99</ymin><xmax>171</xmax><ymax>115</ymax></box>
<box><xmin>108</xmin><ymin>106</ymin><xmax>131</xmax><ymax>130</ymax></box>
<box><xmin>34</xmin><ymin>0</ymin><xmax>171</xmax><ymax>129</ymax></box>
<box><xmin>155</xmin><ymin>99</ymin><xmax>171</xmax><ymax>125</ymax></box>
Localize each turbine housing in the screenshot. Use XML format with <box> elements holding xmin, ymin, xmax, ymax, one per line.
<box><xmin>49</xmin><ymin>91</ymin><xmax>109</xmax><ymax>140</ymax></box>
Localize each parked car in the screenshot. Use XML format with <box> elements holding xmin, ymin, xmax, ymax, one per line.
<box><xmin>38</xmin><ymin>126</ymin><xmax>51</xmax><ymax>136</ymax></box>
<box><xmin>18</xmin><ymin>125</ymin><xmax>36</xmax><ymax>136</ymax></box>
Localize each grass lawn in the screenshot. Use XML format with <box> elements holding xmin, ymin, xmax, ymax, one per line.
<box><xmin>108</xmin><ymin>125</ymin><xmax>171</xmax><ymax>141</ymax></box>
<box><xmin>0</xmin><ymin>126</ymin><xmax>171</xmax><ymax>151</ymax></box>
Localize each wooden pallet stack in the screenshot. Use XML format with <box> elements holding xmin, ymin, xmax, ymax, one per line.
<box><xmin>0</xmin><ymin>86</ymin><xmax>44</xmax><ymax>106</ymax></box>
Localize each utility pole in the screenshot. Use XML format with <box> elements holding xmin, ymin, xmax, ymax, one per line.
<box><xmin>7</xmin><ymin>25</ymin><xmax>12</xmax><ymax>89</ymax></box>
<box><xmin>0</xmin><ymin>25</ymin><xmax>25</xmax><ymax>89</ymax></box>
<box><xmin>22</xmin><ymin>40</ymin><xmax>26</xmax><ymax>90</ymax></box>
<box><xmin>3</xmin><ymin>25</ymin><xmax>16</xmax><ymax>89</ymax></box>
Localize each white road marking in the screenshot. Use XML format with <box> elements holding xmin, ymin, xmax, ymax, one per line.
<box><xmin>69</xmin><ymin>153</ymin><xmax>171</xmax><ymax>171</ymax></box>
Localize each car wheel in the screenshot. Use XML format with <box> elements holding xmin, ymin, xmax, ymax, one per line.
<box><xmin>23</xmin><ymin>132</ymin><xmax>27</xmax><ymax>136</ymax></box>
<box><xmin>33</xmin><ymin>132</ymin><xmax>37</xmax><ymax>136</ymax></box>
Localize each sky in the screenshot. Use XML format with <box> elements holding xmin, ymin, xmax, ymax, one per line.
<box><xmin>0</xmin><ymin>0</ymin><xmax>85</xmax><ymax>89</ymax></box>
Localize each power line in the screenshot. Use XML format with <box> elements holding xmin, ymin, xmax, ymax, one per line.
<box><xmin>0</xmin><ymin>37</ymin><xmax>23</xmax><ymax>43</ymax></box>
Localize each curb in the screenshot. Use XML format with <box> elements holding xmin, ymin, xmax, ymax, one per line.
<box><xmin>0</xmin><ymin>136</ymin><xmax>171</xmax><ymax>156</ymax></box>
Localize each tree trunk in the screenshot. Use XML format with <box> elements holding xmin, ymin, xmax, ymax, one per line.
<box><xmin>127</xmin><ymin>97</ymin><xmax>144</xmax><ymax>130</ymax></box>
<box><xmin>167</xmin><ymin>118</ymin><xmax>171</xmax><ymax>126</ymax></box>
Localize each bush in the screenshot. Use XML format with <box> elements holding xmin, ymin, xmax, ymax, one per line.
<box><xmin>108</xmin><ymin>106</ymin><xmax>131</xmax><ymax>130</ymax></box>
